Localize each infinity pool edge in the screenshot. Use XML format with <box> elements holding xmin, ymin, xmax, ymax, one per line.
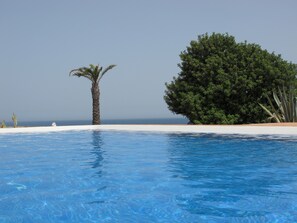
<box><xmin>0</xmin><ymin>125</ymin><xmax>296</xmax><ymax>136</ymax></box>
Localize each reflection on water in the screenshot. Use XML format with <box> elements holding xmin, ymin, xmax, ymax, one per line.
<box><xmin>1</xmin><ymin>131</ymin><xmax>297</xmax><ymax>222</ymax></box>
<box><xmin>90</xmin><ymin>131</ymin><xmax>104</xmax><ymax>177</ymax></box>
<box><xmin>166</xmin><ymin>134</ymin><xmax>297</xmax><ymax>218</ymax></box>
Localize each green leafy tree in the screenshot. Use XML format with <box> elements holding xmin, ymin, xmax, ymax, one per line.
<box><xmin>70</xmin><ymin>64</ymin><xmax>116</xmax><ymax>125</ymax></box>
<box><xmin>164</xmin><ymin>33</ymin><xmax>297</xmax><ymax>124</ymax></box>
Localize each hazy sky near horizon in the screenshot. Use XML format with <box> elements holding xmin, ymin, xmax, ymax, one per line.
<box><xmin>1</xmin><ymin>0</ymin><xmax>296</xmax><ymax>121</ymax></box>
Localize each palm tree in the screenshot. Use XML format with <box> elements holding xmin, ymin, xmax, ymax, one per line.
<box><xmin>69</xmin><ymin>64</ymin><xmax>116</xmax><ymax>125</ymax></box>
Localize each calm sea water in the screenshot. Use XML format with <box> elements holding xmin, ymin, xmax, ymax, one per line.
<box><xmin>7</xmin><ymin>118</ymin><xmax>188</xmax><ymax>127</ymax></box>
<box><xmin>0</xmin><ymin>131</ymin><xmax>297</xmax><ymax>222</ymax></box>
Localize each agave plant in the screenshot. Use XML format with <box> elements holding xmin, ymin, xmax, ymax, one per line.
<box><xmin>1</xmin><ymin>120</ymin><xmax>6</xmax><ymax>128</ymax></box>
<box><xmin>12</xmin><ymin>113</ymin><xmax>18</xmax><ymax>128</ymax></box>
<box><xmin>260</xmin><ymin>86</ymin><xmax>297</xmax><ymax>122</ymax></box>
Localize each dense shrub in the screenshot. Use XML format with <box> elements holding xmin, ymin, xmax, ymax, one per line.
<box><xmin>164</xmin><ymin>33</ymin><xmax>297</xmax><ymax>124</ymax></box>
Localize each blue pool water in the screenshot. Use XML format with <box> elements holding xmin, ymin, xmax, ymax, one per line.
<box><xmin>0</xmin><ymin>131</ymin><xmax>297</xmax><ymax>223</ymax></box>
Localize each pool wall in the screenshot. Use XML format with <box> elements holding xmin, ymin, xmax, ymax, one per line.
<box><xmin>0</xmin><ymin>125</ymin><xmax>296</xmax><ymax>136</ymax></box>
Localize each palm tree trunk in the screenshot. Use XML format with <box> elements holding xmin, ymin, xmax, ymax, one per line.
<box><xmin>91</xmin><ymin>83</ymin><xmax>100</xmax><ymax>125</ymax></box>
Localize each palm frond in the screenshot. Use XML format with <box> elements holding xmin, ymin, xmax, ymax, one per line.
<box><xmin>93</xmin><ymin>65</ymin><xmax>100</xmax><ymax>83</ymax></box>
<box><xmin>89</xmin><ymin>64</ymin><xmax>96</xmax><ymax>70</ymax></box>
<box><xmin>69</xmin><ymin>67</ymin><xmax>94</xmax><ymax>82</ymax></box>
<box><xmin>70</xmin><ymin>64</ymin><xmax>116</xmax><ymax>83</ymax></box>
<box><xmin>99</xmin><ymin>64</ymin><xmax>116</xmax><ymax>81</ymax></box>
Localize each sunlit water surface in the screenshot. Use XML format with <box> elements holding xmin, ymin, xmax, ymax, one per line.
<box><xmin>0</xmin><ymin>131</ymin><xmax>297</xmax><ymax>222</ymax></box>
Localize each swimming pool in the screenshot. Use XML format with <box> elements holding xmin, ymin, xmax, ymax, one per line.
<box><xmin>0</xmin><ymin>130</ymin><xmax>297</xmax><ymax>222</ymax></box>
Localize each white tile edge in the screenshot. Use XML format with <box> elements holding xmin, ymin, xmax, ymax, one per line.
<box><xmin>0</xmin><ymin>125</ymin><xmax>296</xmax><ymax>136</ymax></box>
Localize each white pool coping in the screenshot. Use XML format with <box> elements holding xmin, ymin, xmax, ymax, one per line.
<box><xmin>0</xmin><ymin>125</ymin><xmax>296</xmax><ymax>136</ymax></box>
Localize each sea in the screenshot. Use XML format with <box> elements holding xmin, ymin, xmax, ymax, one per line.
<box><xmin>6</xmin><ymin>118</ymin><xmax>188</xmax><ymax>127</ymax></box>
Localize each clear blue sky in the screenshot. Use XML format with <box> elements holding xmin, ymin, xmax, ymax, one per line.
<box><xmin>1</xmin><ymin>0</ymin><xmax>296</xmax><ymax>121</ymax></box>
